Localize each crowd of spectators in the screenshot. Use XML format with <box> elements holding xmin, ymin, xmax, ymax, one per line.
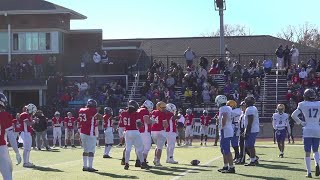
<box><xmin>285</xmin><ymin>58</ymin><xmax>320</xmax><ymax>111</ymax></box>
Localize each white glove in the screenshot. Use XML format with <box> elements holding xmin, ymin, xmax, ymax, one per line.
<box><xmin>300</xmin><ymin>121</ymin><xmax>307</xmax><ymax>127</ymax></box>
<box><xmin>16</xmin><ymin>153</ymin><xmax>22</xmax><ymax>165</ymax></box>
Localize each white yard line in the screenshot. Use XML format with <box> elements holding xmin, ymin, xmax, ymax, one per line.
<box><xmin>171</xmin><ymin>155</ymin><xmax>222</xmax><ymax>180</ymax></box>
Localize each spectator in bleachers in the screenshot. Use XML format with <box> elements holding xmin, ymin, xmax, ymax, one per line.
<box><xmin>202</xmin><ymin>87</ymin><xmax>211</xmax><ymax>104</ymax></box>
<box><xmin>209</xmin><ymin>59</ymin><xmax>219</xmax><ymax>75</ymax></box>
<box><xmin>275</xmin><ymin>45</ymin><xmax>284</xmax><ymax>69</ymax></box>
<box><xmin>290</xmin><ymin>44</ymin><xmax>299</xmax><ymax>65</ymax></box>
<box><xmin>184</xmin><ymin>87</ymin><xmax>192</xmax><ymax>103</ymax></box>
<box><xmin>184</xmin><ymin>47</ymin><xmax>196</xmax><ymax>67</ymax></box>
<box><xmin>283</xmin><ymin>45</ymin><xmax>291</xmax><ymax>68</ymax></box>
<box><xmin>166</xmin><ymin>74</ymin><xmax>175</xmax><ymax>89</ymax></box>
<box><xmin>263</xmin><ymin>59</ymin><xmax>273</xmax><ymax>74</ymax></box>
<box><xmin>34</xmin><ymin>54</ymin><xmax>44</xmax><ymax>78</ymax></box>
<box><xmin>298</xmin><ymin>68</ymin><xmax>307</xmax><ymax>81</ymax></box>
<box><xmin>199</xmin><ymin>56</ymin><xmax>209</xmax><ymax>70</ymax></box>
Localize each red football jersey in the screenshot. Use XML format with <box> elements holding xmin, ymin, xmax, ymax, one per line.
<box><xmin>200</xmin><ymin>115</ymin><xmax>212</xmax><ymax>126</ymax></box>
<box><xmin>166</xmin><ymin>112</ymin><xmax>177</xmax><ymax>132</ymax></box>
<box><xmin>0</xmin><ymin>112</ymin><xmax>14</xmax><ymax>146</ymax></box>
<box><xmin>78</xmin><ymin>107</ymin><xmax>98</xmax><ymax>136</ymax></box>
<box><xmin>185</xmin><ymin>114</ymin><xmax>195</xmax><ymax>126</ymax></box>
<box><xmin>151</xmin><ymin>110</ymin><xmax>167</xmax><ymax>131</ymax></box>
<box><xmin>103</xmin><ymin>114</ymin><xmax>113</xmax><ymax>128</ymax></box>
<box><xmin>52</xmin><ymin>117</ymin><xmax>63</xmax><ymax>126</ymax></box>
<box><xmin>20</xmin><ymin>112</ymin><xmax>33</xmax><ymax>133</ymax></box>
<box><xmin>137</xmin><ymin>107</ymin><xmax>151</xmax><ymax>133</ymax></box>
<box><xmin>121</xmin><ymin>110</ymin><xmax>140</xmax><ymax>131</ymax></box>
<box><xmin>64</xmin><ymin>117</ymin><xmax>76</xmax><ymax>129</ymax></box>
<box><xmin>12</xmin><ymin>118</ymin><xmax>21</xmax><ymax>132</ymax></box>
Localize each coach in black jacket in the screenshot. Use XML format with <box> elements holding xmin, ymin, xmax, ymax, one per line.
<box><xmin>34</xmin><ymin>110</ymin><xmax>50</xmax><ymax>150</ymax></box>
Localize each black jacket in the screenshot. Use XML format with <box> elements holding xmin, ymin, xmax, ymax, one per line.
<box><xmin>33</xmin><ymin>115</ymin><xmax>48</xmax><ymax>132</ymax></box>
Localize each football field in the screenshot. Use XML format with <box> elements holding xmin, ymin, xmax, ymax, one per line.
<box><xmin>10</xmin><ymin>141</ymin><xmax>312</xmax><ymax>180</ymax></box>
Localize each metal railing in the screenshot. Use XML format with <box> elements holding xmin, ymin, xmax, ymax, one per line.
<box><xmin>129</xmin><ymin>72</ymin><xmax>139</xmax><ymax>100</ymax></box>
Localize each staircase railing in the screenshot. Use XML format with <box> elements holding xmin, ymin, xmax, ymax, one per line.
<box><xmin>261</xmin><ymin>73</ymin><xmax>267</xmax><ymax>117</ymax></box>
<box><xmin>275</xmin><ymin>63</ymin><xmax>279</xmax><ymax>104</ymax></box>
<box><xmin>129</xmin><ymin>71</ymin><xmax>139</xmax><ymax>100</ymax></box>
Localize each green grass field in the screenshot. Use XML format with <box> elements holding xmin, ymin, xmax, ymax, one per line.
<box><xmin>9</xmin><ymin>141</ymin><xmax>315</xmax><ymax>180</ymax></box>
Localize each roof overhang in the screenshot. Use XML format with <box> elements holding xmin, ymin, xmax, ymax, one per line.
<box><xmin>0</xmin><ymin>10</ymin><xmax>86</xmax><ymax>19</ymax></box>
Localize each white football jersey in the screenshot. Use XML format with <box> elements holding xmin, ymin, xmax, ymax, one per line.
<box><xmin>232</xmin><ymin>108</ymin><xmax>241</xmax><ymax>136</ymax></box>
<box><xmin>244</xmin><ymin>106</ymin><xmax>260</xmax><ymax>133</ymax></box>
<box><xmin>297</xmin><ymin>101</ymin><xmax>320</xmax><ymax>138</ymax></box>
<box><xmin>218</xmin><ymin>105</ymin><xmax>233</xmax><ymax>138</ymax></box>
<box><xmin>272</xmin><ymin>113</ymin><xmax>289</xmax><ymax>130</ymax></box>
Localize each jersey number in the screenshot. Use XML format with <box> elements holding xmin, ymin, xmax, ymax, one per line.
<box><xmin>123</xmin><ymin>117</ymin><xmax>131</xmax><ymax>126</ymax></box>
<box><xmin>79</xmin><ymin>114</ymin><xmax>87</xmax><ymax>122</ymax></box>
<box><xmin>308</xmin><ymin>108</ymin><xmax>318</xmax><ymax>118</ymax></box>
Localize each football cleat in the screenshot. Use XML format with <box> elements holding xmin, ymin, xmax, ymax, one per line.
<box><xmin>82</xmin><ymin>167</ymin><xmax>88</xmax><ymax>171</ymax></box>
<box><xmin>64</xmin><ymin>145</ymin><xmax>67</xmax><ymax>149</ymax></box>
<box><xmin>279</xmin><ymin>154</ymin><xmax>284</xmax><ymax>158</ymax></box>
<box><xmin>124</xmin><ymin>163</ymin><xmax>129</xmax><ymax>170</ymax></box>
<box><xmin>121</xmin><ymin>158</ymin><xmax>125</xmax><ymax>165</ymax></box>
<box><xmin>244</xmin><ymin>162</ymin><xmax>256</xmax><ymax>166</ymax></box>
<box><xmin>23</xmin><ymin>162</ymin><xmax>35</xmax><ymax>168</ymax></box>
<box><xmin>306</xmin><ymin>173</ymin><xmax>312</xmax><ymax>178</ymax></box>
<box><xmin>316</xmin><ymin>165</ymin><xmax>320</xmax><ymax>176</ymax></box>
<box><xmin>153</xmin><ymin>160</ymin><xmax>162</xmax><ymax>166</ymax></box>
<box><xmin>140</xmin><ymin>162</ymin><xmax>150</xmax><ymax>170</ymax></box>
<box><xmin>218</xmin><ymin>166</ymin><xmax>228</xmax><ymax>172</ymax></box>
<box><xmin>72</xmin><ymin>145</ymin><xmax>76</xmax><ymax>148</ymax></box>
<box><xmin>222</xmin><ymin>167</ymin><xmax>236</xmax><ymax>174</ymax></box>
<box><xmin>103</xmin><ymin>155</ymin><xmax>112</xmax><ymax>158</ymax></box>
<box><xmin>191</xmin><ymin>159</ymin><xmax>200</xmax><ymax>166</ymax></box>
<box><xmin>88</xmin><ymin>168</ymin><xmax>98</xmax><ymax>172</ymax></box>
<box><xmin>135</xmin><ymin>160</ymin><xmax>141</xmax><ymax>167</ymax></box>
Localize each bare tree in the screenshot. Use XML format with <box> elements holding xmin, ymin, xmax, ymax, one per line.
<box><xmin>277</xmin><ymin>22</ymin><xmax>320</xmax><ymax>49</ymax></box>
<box><xmin>203</xmin><ymin>24</ymin><xmax>251</xmax><ymax>37</ymax></box>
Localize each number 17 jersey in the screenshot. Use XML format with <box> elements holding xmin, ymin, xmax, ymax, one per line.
<box><xmin>297</xmin><ymin>101</ymin><xmax>320</xmax><ymax>138</ymax></box>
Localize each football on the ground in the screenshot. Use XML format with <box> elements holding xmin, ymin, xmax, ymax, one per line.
<box><xmin>190</xmin><ymin>159</ymin><xmax>200</xmax><ymax>166</ymax></box>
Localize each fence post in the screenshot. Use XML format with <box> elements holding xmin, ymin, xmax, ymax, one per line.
<box><xmin>166</xmin><ymin>56</ymin><xmax>169</xmax><ymax>69</ymax></box>
<box><xmin>238</xmin><ymin>54</ymin><xmax>241</xmax><ymax>64</ymax></box>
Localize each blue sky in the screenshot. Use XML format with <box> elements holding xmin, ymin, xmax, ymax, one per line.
<box><xmin>47</xmin><ymin>0</ymin><xmax>319</xmax><ymax>39</ymax></box>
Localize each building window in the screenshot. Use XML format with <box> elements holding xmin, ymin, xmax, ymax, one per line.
<box><xmin>0</xmin><ymin>32</ymin><xmax>8</xmax><ymax>53</ymax></box>
<box><xmin>12</xmin><ymin>32</ymin><xmax>56</xmax><ymax>52</ymax></box>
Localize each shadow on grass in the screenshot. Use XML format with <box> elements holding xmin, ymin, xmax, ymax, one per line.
<box><xmin>29</xmin><ymin>165</ymin><xmax>63</xmax><ymax>172</ymax></box>
<box><xmin>179</xmin><ymin>163</ymin><xmax>217</xmax><ymax>168</ymax></box>
<box><xmin>130</xmin><ymin>165</ymin><xmax>211</xmax><ymax>176</ymax></box>
<box><xmin>258</xmin><ymin>163</ymin><xmax>305</xmax><ymax>172</ymax></box>
<box><xmin>94</xmin><ymin>172</ymin><xmax>138</xmax><ymax>179</ymax></box>
<box><xmin>236</xmin><ymin>173</ymin><xmax>286</xmax><ymax>180</ymax></box>
<box><xmin>259</xmin><ymin>159</ymin><xmax>300</xmax><ymax>164</ymax></box>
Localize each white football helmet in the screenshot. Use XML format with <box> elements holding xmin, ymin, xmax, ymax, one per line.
<box><xmin>215</xmin><ymin>95</ymin><xmax>227</xmax><ymax>107</ymax></box>
<box><xmin>119</xmin><ymin>109</ymin><xmax>125</xmax><ymax>114</ymax></box>
<box><xmin>166</xmin><ymin>103</ymin><xmax>177</xmax><ymax>114</ymax></box>
<box><xmin>143</xmin><ymin>100</ymin><xmax>154</xmax><ymax>112</ymax></box>
<box><xmin>26</xmin><ymin>103</ymin><xmax>37</xmax><ymax>115</ymax></box>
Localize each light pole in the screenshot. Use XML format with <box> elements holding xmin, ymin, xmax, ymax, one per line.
<box><xmin>4</xmin><ymin>13</ymin><xmax>11</xmax><ymax>63</ymax></box>
<box><xmin>215</xmin><ymin>0</ymin><xmax>226</xmax><ymax>57</ymax></box>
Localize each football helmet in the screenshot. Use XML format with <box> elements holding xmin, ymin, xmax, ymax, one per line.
<box><xmin>156</xmin><ymin>101</ymin><xmax>166</xmax><ymax>111</ymax></box>
<box><xmin>277</xmin><ymin>104</ymin><xmax>285</xmax><ymax>114</ymax></box>
<box><xmin>128</xmin><ymin>100</ymin><xmax>139</xmax><ymax>111</ymax></box>
<box><xmin>87</xmin><ymin>99</ymin><xmax>97</xmax><ymax>108</ymax></box>
<box><xmin>215</xmin><ymin>95</ymin><xmax>227</xmax><ymax>107</ymax></box>
<box><xmin>54</xmin><ymin>111</ymin><xmax>60</xmax><ymax>116</ymax></box>
<box><xmin>0</xmin><ymin>93</ymin><xmax>8</xmax><ymax>108</ymax></box>
<box><xmin>166</xmin><ymin>103</ymin><xmax>177</xmax><ymax>113</ymax></box>
<box><xmin>227</xmin><ymin>100</ymin><xmax>237</xmax><ymax>109</ymax></box>
<box><xmin>186</xmin><ymin>108</ymin><xmax>192</xmax><ymax>115</ymax></box>
<box><xmin>244</xmin><ymin>96</ymin><xmax>255</xmax><ymax>107</ymax></box>
<box><xmin>143</xmin><ymin>100</ymin><xmax>154</xmax><ymax>112</ymax></box>
<box><xmin>303</xmin><ymin>88</ymin><xmax>316</xmax><ymax>101</ymax></box>
<box><xmin>26</xmin><ymin>104</ymin><xmax>37</xmax><ymax>115</ymax></box>
<box><xmin>104</xmin><ymin>107</ymin><xmax>113</xmax><ymax>115</ymax></box>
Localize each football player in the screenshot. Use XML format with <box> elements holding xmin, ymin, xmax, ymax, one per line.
<box><xmin>236</xmin><ymin>101</ymin><xmax>247</xmax><ymax>164</ymax></box>
<box><xmin>20</xmin><ymin>103</ymin><xmax>37</xmax><ymax>167</ymax></box>
<box><xmin>200</xmin><ymin>110</ymin><xmax>212</xmax><ymax>146</ymax></box>
<box><xmin>136</xmin><ymin>100</ymin><xmax>153</xmax><ymax>167</ymax></box>
<box><xmin>123</xmin><ymin>100</ymin><xmax>149</xmax><ymax>170</ymax></box>
<box><xmin>272</xmin><ymin>104</ymin><xmax>290</xmax><ymax>158</ymax></box>
<box><xmin>52</xmin><ymin>111</ymin><xmax>63</xmax><ymax>148</ymax></box>
<box><xmin>227</xmin><ymin>100</ymin><xmax>241</xmax><ymax>162</ymax></box>
<box><xmin>291</xmin><ymin>89</ymin><xmax>320</xmax><ymax>178</ymax></box>
<box><xmin>117</xmin><ymin>109</ymin><xmax>125</xmax><ymax>147</ymax></box>
<box><xmin>215</xmin><ymin>95</ymin><xmax>235</xmax><ymax>173</ymax></box>
<box><xmin>184</xmin><ymin>108</ymin><xmax>195</xmax><ymax>146</ymax></box>
<box><xmin>64</xmin><ymin>112</ymin><xmax>76</xmax><ymax>148</ymax></box>
<box><xmin>0</xmin><ymin>93</ymin><xmax>22</xmax><ymax>180</ymax></box>
<box><xmin>78</xmin><ymin>99</ymin><xmax>102</xmax><ymax>172</ymax></box>
<box><xmin>103</xmin><ymin>107</ymin><xmax>114</xmax><ymax>158</ymax></box>
<box><xmin>165</xmin><ymin>103</ymin><xmax>178</xmax><ymax>164</ymax></box>
<box><xmin>244</xmin><ymin>96</ymin><xmax>260</xmax><ymax>166</ymax></box>
<box><xmin>151</xmin><ymin>101</ymin><xmax>169</xmax><ymax>166</ymax></box>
